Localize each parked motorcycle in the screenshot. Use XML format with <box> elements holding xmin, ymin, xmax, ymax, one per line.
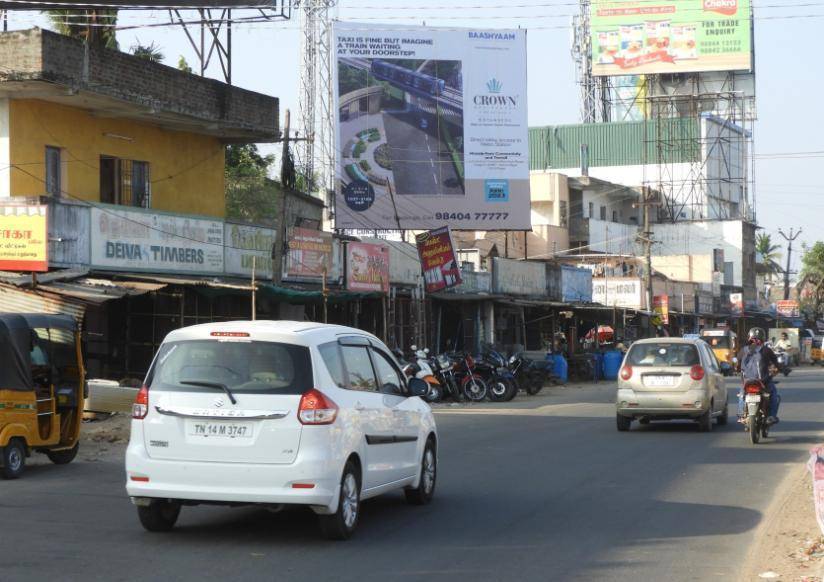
<box><xmin>410</xmin><ymin>345</ymin><xmax>443</xmax><ymax>403</ymax></box>
<box><xmin>509</xmin><ymin>352</ymin><xmax>549</xmax><ymax>395</ymax></box>
<box><xmin>452</xmin><ymin>353</ymin><xmax>488</xmax><ymax>402</ymax></box>
<box><xmin>741</xmin><ymin>378</ymin><xmax>771</xmax><ymax>444</ymax></box>
<box><xmin>477</xmin><ymin>346</ymin><xmax>518</xmax><ymax>402</ymax></box>
<box><xmin>432</xmin><ymin>353</ymin><xmax>464</xmax><ymax>402</ymax></box>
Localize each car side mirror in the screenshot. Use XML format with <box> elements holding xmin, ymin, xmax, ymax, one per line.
<box><xmin>380</xmin><ymin>383</ymin><xmax>403</xmax><ymax>396</ymax></box>
<box><xmin>407</xmin><ymin>378</ymin><xmax>429</xmax><ymax>398</ymax></box>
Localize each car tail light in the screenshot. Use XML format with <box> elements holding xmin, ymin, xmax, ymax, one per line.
<box><xmin>298</xmin><ymin>388</ymin><xmax>338</xmax><ymax>425</ymax></box>
<box><xmin>745</xmin><ymin>381</ymin><xmax>763</xmax><ymax>394</ymax></box>
<box><xmin>690</xmin><ymin>365</ymin><xmax>705</xmax><ymax>381</ymax></box>
<box><xmin>620</xmin><ymin>365</ymin><xmax>632</xmax><ymax>381</ymax></box>
<box><xmin>132</xmin><ymin>385</ymin><xmax>149</xmax><ymax>419</ymax></box>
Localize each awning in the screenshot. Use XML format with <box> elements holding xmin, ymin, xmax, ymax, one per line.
<box><xmin>0</xmin><ymin>282</ymin><xmax>87</xmax><ymax>320</ymax></box>
<box><xmin>36</xmin><ymin>278</ymin><xmax>165</xmax><ymax>304</ymax></box>
<box><xmin>106</xmin><ymin>273</ymin><xmax>253</xmax><ymax>291</ymax></box>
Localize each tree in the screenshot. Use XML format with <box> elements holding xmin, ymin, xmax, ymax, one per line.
<box><xmin>131</xmin><ymin>41</ymin><xmax>164</xmax><ymax>63</ymax></box>
<box><xmin>799</xmin><ymin>241</ymin><xmax>824</xmax><ymax>320</ymax></box>
<box><xmin>177</xmin><ymin>56</ymin><xmax>193</xmax><ymax>74</ymax></box>
<box><xmin>46</xmin><ymin>9</ymin><xmax>118</xmax><ymax>50</ymax></box>
<box><xmin>225</xmin><ymin>145</ymin><xmax>281</xmax><ymax>222</ymax></box>
<box><xmin>755</xmin><ymin>233</ymin><xmax>783</xmax><ymax>275</ymax></box>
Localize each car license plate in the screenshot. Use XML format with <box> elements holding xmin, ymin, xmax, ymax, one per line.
<box><xmin>644</xmin><ymin>375</ymin><xmax>676</xmax><ymax>387</ymax></box>
<box><xmin>188</xmin><ymin>421</ymin><xmax>252</xmax><ymax>439</ymax></box>
<box><xmin>745</xmin><ymin>395</ymin><xmax>761</xmax><ymax>403</ymax></box>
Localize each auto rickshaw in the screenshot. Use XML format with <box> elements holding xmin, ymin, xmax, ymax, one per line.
<box><xmin>700</xmin><ymin>328</ymin><xmax>738</xmax><ymax>365</ymax></box>
<box><xmin>812</xmin><ymin>335</ymin><xmax>824</xmax><ymax>366</ymax></box>
<box><xmin>0</xmin><ymin>313</ymin><xmax>85</xmax><ymax>479</ymax></box>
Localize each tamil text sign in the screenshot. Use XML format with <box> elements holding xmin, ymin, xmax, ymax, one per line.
<box><xmin>346</xmin><ymin>242</ymin><xmax>390</xmax><ymax>292</ymax></box>
<box><xmin>224</xmin><ymin>223</ymin><xmax>277</xmax><ymax>279</ymax></box>
<box><xmin>90</xmin><ymin>206</ymin><xmax>223</xmax><ymax>274</ymax></box>
<box><xmin>416</xmin><ymin>227</ymin><xmax>462</xmax><ymax>293</ymax></box>
<box><xmin>590</xmin><ymin>0</ymin><xmax>752</xmax><ymax>76</ymax></box>
<box><xmin>776</xmin><ymin>299</ymin><xmax>800</xmax><ymax>318</ymax></box>
<box><xmin>0</xmin><ymin>205</ymin><xmax>48</xmax><ymax>272</ymax></box>
<box><xmin>593</xmin><ymin>277</ymin><xmax>644</xmax><ymax>309</ymax></box>
<box><xmin>284</xmin><ymin>228</ymin><xmax>333</xmax><ymax>280</ymax></box>
<box><xmin>334</xmin><ymin>22</ymin><xmax>530</xmax><ymax>230</ymax></box>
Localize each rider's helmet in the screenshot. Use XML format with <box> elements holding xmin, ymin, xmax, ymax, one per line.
<box><xmin>747</xmin><ymin>327</ymin><xmax>766</xmax><ymax>345</ymax></box>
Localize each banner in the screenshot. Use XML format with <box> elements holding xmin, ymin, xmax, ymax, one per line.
<box><xmin>0</xmin><ymin>205</ymin><xmax>48</xmax><ymax>272</ymax></box>
<box><xmin>346</xmin><ymin>242</ymin><xmax>390</xmax><ymax>292</ymax></box>
<box><xmin>593</xmin><ymin>277</ymin><xmax>644</xmax><ymax>309</ymax></box>
<box><xmin>729</xmin><ymin>292</ymin><xmax>743</xmax><ymax>313</ymax></box>
<box><xmin>334</xmin><ymin>22</ymin><xmax>530</xmax><ymax>230</ymax></box>
<box><xmin>284</xmin><ymin>228</ymin><xmax>333</xmax><ymax>279</ymax></box>
<box><xmin>776</xmin><ymin>299</ymin><xmax>800</xmax><ymax>318</ymax></box>
<box><xmin>653</xmin><ymin>294</ymin><xmax>669</xmax><ymax>325</ymax></box>
<box><xmin>224</xmin><ymin>223</ymin><xmax>276</xmax><ymax>279</ymax></box>
<box><xmin>416</xmin><ymin>226</ymin><xmax>462</xmax><ymax>293</ymax></box>
<box><xmin>590</xmin><ymin>0</ymin><xmax>752</xmax><ymax>76</ymax></box>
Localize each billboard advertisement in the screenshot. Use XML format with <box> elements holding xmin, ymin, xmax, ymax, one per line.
<box><xmin>224</xmin><ymin>223</ymin><xmax>277</xmax><ymax>280</ymax></box>
<box><xmin>590</xmin><ymin>0</ymin><xmax>752</xmax><ymax>76</ymax></box>
<box><xmin>416</xmin><ymin>227</ymin><xmax>462</xmax><ymax>293</ymax></box>
<box><xmin>334</xmin><ymin>22</ymin><xmax>530</xmax><ymax>231</ymax></box>
<box><xmin>0</xmin><ymin>205</ymin><xmax>48</xmax><ymax>272</ymax></box>
<box><xmin>346</xmin><ymin>242</ymin><xmax>390</xmax><ymax>292</ymax></box>
<box><xmin>284</xmin><ymin>228</ymin><xmax>333</xmax><ymax>280</ymax></box>
<box><xmin>653</xmin><ymin>294</ymin><xmax>670</xmax><ymax>325</ymax></box>
<box><xmin>776</xmin><ymin>299</ymin><xmax>800</xmax><ymax>318</ymax></box>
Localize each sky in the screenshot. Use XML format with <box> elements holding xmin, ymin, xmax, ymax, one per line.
<box><xmin>11</xmin><ymin>1</ymin><xmax>824</xmax><ymax>274</ymax></box>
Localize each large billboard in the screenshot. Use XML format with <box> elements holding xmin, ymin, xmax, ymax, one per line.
<box><xmin>0</xmin><ymin>205</ymin><xmax>48</xmax><ymax>272</ymax></box>
<box><xmin>0</xmin><ymin>0</ymin><xmax>276</xmax><ymax>8</ymax></box>
<box><xmin>334</xmin><ymin>22</ymin><xmax>530</xmax><ymax>231</ymax></box>
<box><xmin>284</xmin><ymin>228</ymin><xmax>333</xmax><ymax>280</ymax></box>
<box><xmin>590</xmin><ymin>0</ymin><xmax>752</xmax><ymax>76</ymax></box>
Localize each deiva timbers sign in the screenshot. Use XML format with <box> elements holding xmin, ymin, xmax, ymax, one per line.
<box><xmin>415</xmin><ymin>226</ymin><xmax>462</xmax><ymax>293</ymax></box>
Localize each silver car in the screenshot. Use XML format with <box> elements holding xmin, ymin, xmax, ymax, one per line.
<box><xmin>616</xmin><ymin>338</ymin><xmax>728</xmax><ymax>432</ymax></box>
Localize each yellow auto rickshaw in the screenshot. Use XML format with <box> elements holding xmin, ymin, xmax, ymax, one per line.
<box><xmin>0</xmin><ymin>313</ymin><xmax>85</xmax><ymax>479</ymax></box>
<box><xmin>812</xmin><ymin>336</ymin><xmax>824</xmax><ymax>366</ymax></box>
<box><xmin>701</xmin><ymin>328</ymin><xmax>739</xmax><ymax>365</ymax></box>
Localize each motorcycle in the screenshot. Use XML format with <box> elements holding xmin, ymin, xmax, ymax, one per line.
<box><xmin>477</xmin><ymin>346</ymin><xmax>518</xmax><ymax>402</ymax></box>
<box><xmin>774</xmin><ymin>348</ymin><xmax>791</xmax><ymax>377</ymax></box>
<box><xmin>452</xmin><ymin>352</ymin><xmax>488</xmax><ymax>402</ymax></box>
<box><xmin>509</xmin><ymin>352</ymin><xmax>549</xmax><ymax>395</ymax></box>
<box><xmin>741</xmin><ymin>378</ymin><xmax>771</xmax><ymax>444</ymax></box>
<box><xmin>410</xmin><ymin>345</ymin><xmax>443</xmax><ymax>403</ymax></box>
<box><xmin>432</xmin><ymin>353</ymin><xmax>464</xmax><ymax>402</ymax></box>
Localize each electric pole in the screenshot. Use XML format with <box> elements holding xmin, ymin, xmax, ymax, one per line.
<box><xmin>778</xmin><ymin>227</ymin><xmax>802</xmax><ymax>300</ymax></box>
<box><xmin>637</xmin><ymin>185</ymin><xmax>658</xmax><ymax>335</ymax></box>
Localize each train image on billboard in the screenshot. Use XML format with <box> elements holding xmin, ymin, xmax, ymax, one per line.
<box><xmin>370</xmin><ymin>60</ymin><xmax>446</xmax><ymax>97</ymax></box>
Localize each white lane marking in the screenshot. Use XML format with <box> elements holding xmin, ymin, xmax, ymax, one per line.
<box><xmin>430</xmin><ymin>159</ymin><xmax>435</xmax><ymax>168</ymax></box>
<box><xmin>432</xmin><ymin>173</ymin><xmax>438</xmax><ymax>185</ymax></box>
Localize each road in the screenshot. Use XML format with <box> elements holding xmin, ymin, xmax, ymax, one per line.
<box><xmin>4</xmin><ymin>368</ymin><xmax>824</xmax><ymax>582</ymax></box>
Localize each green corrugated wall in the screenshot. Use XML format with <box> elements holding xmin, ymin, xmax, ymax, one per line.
<box><xmin>529</xmin><ymin>119</ymin><xmax>701</xmax><ymax>171</ymax></box>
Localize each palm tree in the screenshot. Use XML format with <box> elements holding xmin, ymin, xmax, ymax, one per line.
<box><xmin>131</xmin><ymin>41</ymin><xmax>165</xmax><ymax>64</ymax></box>
<box><xmin>756</xmin><ymin>233</ymin><xmax>783</xmax><ymax>275</ymax></box>
<box><xmin>46</xmin><ymin>9</ymin><xmax>118</xmax><ymax>50</ymax></box>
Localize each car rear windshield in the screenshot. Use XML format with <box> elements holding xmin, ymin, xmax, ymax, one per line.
<box><xmin>626</xmin><ymin>343</ymin><xmax>701</xmax><ymax>367</ymax></box>
<box><xmin>146</xmin><ymin>340</ymin><xmax>313</xmax><ymax>395</ymax></box>
<box><xmin>702</xmin><ymin>335</ymin><xmax>730</xmax><ymax>349</ymax></box>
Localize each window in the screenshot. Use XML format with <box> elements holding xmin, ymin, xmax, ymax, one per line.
<box><xmin>45</xmin><ymin>146</ymin><xmax>61</xmax><ymax>197</ymax></box>
<box><xmin>626</xmin><ymin>343</ymin><xmax>700</xmax><ymax>367</ymax></box>
<box><xmin>588</xmin><ymin>202</ymin><xmax>594</xmax><ymax>218</ymax></box>
<box><xmin>339</xmin><ymin>345</ymin><xmax>377</xmax><ymax>391</ymax></box>
<box><xmin>318</xmin><ymin>342</ymin><xmax>347</xmax><ymax>388</ymax></box>
<box><xmin>370</xmin><ymin>348</ymin><xmax>404</xmax><ymax>394</ymax></box>
<box><xmin>559</xmin><ymin>200</ymin><xmax>568</xmax><ymax>228</ymax></box>
<box><xmin>612</xmin><ymin>210</ymin><xmax>618</xmax><ymax>222</ymax></box>
<box><xmin>600</xmin><ymin>205</ymin><xmax>607</xmax><ymax>220</ymax></box>
<box><xmin>100</xmin><ymin>156</ymin><xmax>151</xmax><ymax>207</ymax></box>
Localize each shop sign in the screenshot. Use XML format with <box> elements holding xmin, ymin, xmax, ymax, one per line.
<box><xmin>730</xmin><ymin>292</ymin><xmax>743</xmax><ymax>313</ymax></box>
<box><xmin>652</xmin><ymin>294</ymin><xmax>669</xmax><ymax>325</ymax></box>
<box><xmin>90</xmin><ymin>206</ymin><xmax>223</xmax><ymax>274</ymax></box>
<box><xmin>593</xmin><ymin>277</ymin><xmax>643</xmax><ymax>309</ymax></box>
<box><xmin>0</xmin><ymin>205</ymin><xmax>48</xmax><ymax>272</ymax></box>
<box><xmin>224</xmin><ymin>223</ymin><xmax>277</xmax><ymax>279</ymax></box>
<box><xmin>346</xmin><ymin>241</ymin><xmax>390</xmax><ymax>293</ymax></box>
<box><xmin>492</xmin><ymin>258</ymin><xmax>546</xmax><ymax>296</ymax></box>
<box><xmin>416</xmin><ymin>227</ymin><xmax>462</xmax><ymax>293</ymax></box>
<box><xmin>284</xmin><ymin>227</ymin><xmax>334</xmax><ymax>280</ymax></box>
<box><xmin>776</xmin><ymin>299</ymin><xmax>800</xmax><ymax>318</ymax></box>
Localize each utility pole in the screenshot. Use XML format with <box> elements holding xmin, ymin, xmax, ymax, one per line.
<box><xmin>778</xmin><ymin>227</ymin><xmax>802</xmax><ymax>300</ymax></box>
<box><xmin>637</xmin><ymin>185</ymin><xmax>658</xmax><ymax>334</ymax></box>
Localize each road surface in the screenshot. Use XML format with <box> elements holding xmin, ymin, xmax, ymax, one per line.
<box><xmin>4</xmin><ymin>368</ymin><xmax>823</xmax><ymax>581</ymax></box>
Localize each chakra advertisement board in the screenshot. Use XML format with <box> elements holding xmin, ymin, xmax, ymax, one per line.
<box><xmin>334</xmin><ymin>22</ymin><xmax>530</xmax><ymax>231</ymax></box>
<box><xmin>590</xmin><ymin>0</ymin><xmax>752</xmax><ymax>76</ymax></box>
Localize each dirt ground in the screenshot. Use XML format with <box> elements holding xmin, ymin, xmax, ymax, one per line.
<box><xmin>79</xmin><ymin>413</ymin><xmax>131</xmax><ymax>462</ymax></box>
<box><xmin>741</xmin><ymin>463</ymin><xmax>824</xmax><ymax>582</ymax></box>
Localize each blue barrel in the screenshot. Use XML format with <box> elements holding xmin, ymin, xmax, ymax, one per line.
<box><xmin>602</xmin><ymin>350</ymin><xmax>623</xmax><ymax>381</ymax></box>
<box><xmin>549</xmin><ymin>353</ymin><xmax>568</xmax><ymax>384</ymax></box>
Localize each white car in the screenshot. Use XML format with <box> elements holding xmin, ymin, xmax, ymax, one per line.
<box><xmin>125</xmin><ymin>321</ymin><xmax>437</xmax><ymax>539</ymax></box>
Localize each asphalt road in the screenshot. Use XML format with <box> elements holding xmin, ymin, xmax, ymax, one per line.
<box><xmin>383</xmin><ymin>110</ymin><xmax>463</xmax><ymax>196</ymax></box>
<box><xmin>4</xmin><ymin>368</ymin><xmax>824</xmax><ymax>582</ymax></box>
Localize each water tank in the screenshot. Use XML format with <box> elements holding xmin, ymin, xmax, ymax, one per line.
<box><xmin>602</xmin><ymin>350</ymin><xmax>624</xmax><ymax>381</ymax></box>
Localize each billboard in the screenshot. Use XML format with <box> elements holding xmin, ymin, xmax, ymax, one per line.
<box><xmin>590</xmin><ymin>0</ymin><xmax>752</xmax><ymax>76</ymax></box>
<box><xmin>0</xmin><ymin>0</ymin><xmax>276</xmax><ymax>8</ymax></box>
<box><xmin>346</xmin><ymin>242</ymin><xmax>390</xmax><ymax>293</ymax></box>
<box><xmin>0</xmin><ymin>205</ymin><xmax>48</xmax><ymax>272</ymax></box>
<box><xmin>224</xmin><ymin>223</ymin><xmax>277</xmax><ymax>280</ymax></box>
<box><xmin>653</xmin><ymin>294</ymin><xmax>670</xmax><ymax>325</ymax></box>
<box><xmin>776</xmin><ymin>300</ymin><xmax>800</xmax><ymax>318</ymax></box>
<box><xmin>334</xmin><ymin>22</ymin><xmax>530</xmax><ymax>231</ymax></box>
<box><xmin>416</xmin><ymin>227</ymin><xmax>462</xmax><ymax>293</ymax></box>
<box><xmin>284</xmin><ymin>228</ymin><xmax>333</xmax><ymax>280</ymax></box>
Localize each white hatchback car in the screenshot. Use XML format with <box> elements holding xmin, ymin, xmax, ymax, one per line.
<box><xmin>125</xmin><ymin>321</ymin><xmax>437</xmax><ymax>539</ymax></box>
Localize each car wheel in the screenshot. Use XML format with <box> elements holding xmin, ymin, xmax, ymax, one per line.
<box><xmin>1</xmin><ymin>438</ymin><xmax>26</xmax><ymax>480</ymax></box>
<box><xmin>616</xmin><ymin>414</ymin><xmax>632</xmax><ymax>432</ymax></box>
<box><xmin>319</xmin><ymin>461</ymin><xmax>361</xmax><ymax>540</ymax></box>
<box><xmin>698</xmin><ymin>407</ymin><xmax>713</xmax><ymax>432</ymax></box>
<box><xmin>137</xmin><ymin>500</ymin><xmax>181</xmax><ymax>532</ymax></box>
<box><xmin>717</xmin><ymin>401</ymin><xmax>729</xmax><ymax>426</ymax></box>
<box><xmin>405</xmin><ymin>439</ymin><xmax>436</xmax><ymax>505</ymax></box>
<box><xmin>46</xmin><ymin>442</ymin><xmax>79</xmax><ymax>465</ymax></box>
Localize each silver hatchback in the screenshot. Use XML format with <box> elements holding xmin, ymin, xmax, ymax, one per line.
<box><xmin>616</xmin><ymin>338</ymin><xmax>728</xmax><ymax>432</ymax></box>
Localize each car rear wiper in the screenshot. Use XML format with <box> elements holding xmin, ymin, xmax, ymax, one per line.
<box><xmin>179</xmin><ymin>380</ymin><xmax>237</xmax><ymax>405</ymax></box>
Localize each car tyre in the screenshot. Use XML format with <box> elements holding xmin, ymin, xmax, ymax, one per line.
<box><xmin>46</xmin><ymin>442</ymin><xmax>79</xmax><ymax>465</ymax></box>
<box><xmin>405</xmin><ymin>439</ymin><xmax>436</xmax><ymax>505</ymax></box>
<box><xmin>1</xmin><ymin>438</ymin><xmax>26</xmax><ymax>480</ymax></box>
<box><xmin>319</xmin><ymin>461</ymin><xmax>361</xmax><ymax>540</ymax></box>
<box><xmin>717</xmin><ymin>402</ymin><xmax>729</xmax><ymax>426</ymax></box>
<box><xmin>698</xmin><ymin>407</ymin><xmax>713</xmax><ymax>432</ymax></box>
<box><xmin>137</xmin><ymin>500</ymin><xmax>181</xmax><ymax>532</ymax></box>
<box><xmin>616</xmin><ymin>414</ymin><xmax>632</xmax><ymax>432</ymax></box>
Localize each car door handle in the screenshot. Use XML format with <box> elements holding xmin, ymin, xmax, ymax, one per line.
<box><xmin>355</xmin><ymin>402</ymin><xmax>366</xmax><ymax>411</ymax></box>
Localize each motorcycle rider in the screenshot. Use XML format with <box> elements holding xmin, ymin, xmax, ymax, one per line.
<box><xmin>775</xmin><ymin>332</ymin><xmax>792</xmax><ymax>352</ymax></box>
<box><xmin>736</xmin><ymin>327</ymin><xmax>781</xmax><ymax>425</ymax></box>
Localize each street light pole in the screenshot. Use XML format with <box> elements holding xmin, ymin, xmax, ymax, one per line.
<box><xmin>778</xmin><ymin>227</ymin><xmax>802</xmax><ymax>300</ymax></box>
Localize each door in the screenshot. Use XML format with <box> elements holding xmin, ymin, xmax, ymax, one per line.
<box><xmin>370</xmin><ymin>347</ymin><xmax>421</xmax><ymax>481</ymax></box>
